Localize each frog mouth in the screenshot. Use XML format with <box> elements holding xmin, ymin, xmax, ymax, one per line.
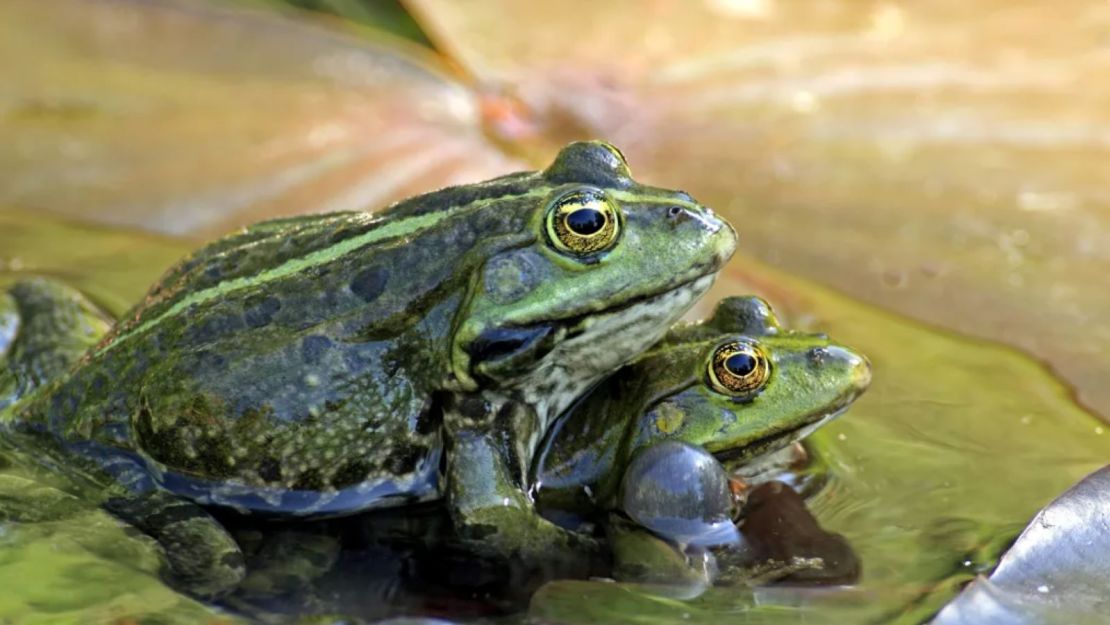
<box><xmin>468</xmin><ymin>266</ymin><xmax>716</xmax><ymax>376</ymax></box>
<box><xmin>555</xmin><ymin>264</ymin><xmax>720</xmax><ymax>338</ymax></box>
<box><xmin>710</xmin><ymin>390</ymin><xmax>863</xmax><ymax>467</ymax></box>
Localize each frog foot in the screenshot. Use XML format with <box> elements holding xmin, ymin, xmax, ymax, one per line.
<box><xmin>447</xmin><ymin>427</ymin><xmax>600</xmax><ymax>566</ymax></box>
<box><xmin>104</xmin><ymin>491</ymin><xmax>245</xmax><ymax>598</ymax></box>
<box><xmin>454</xmin><ymin>500</ymin><xmax>601</xmax><ymax>563</ymax></box>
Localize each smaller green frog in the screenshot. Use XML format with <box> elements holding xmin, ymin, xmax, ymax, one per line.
<box><xmin>533</xmin><ymin>295</ymin><xmax>871</xmax><ymax>525</ymax></box>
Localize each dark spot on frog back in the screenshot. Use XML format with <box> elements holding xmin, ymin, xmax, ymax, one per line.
<box><xmin>194</xmin><ymin>350</ymin><xmax>228</xmax><ymax>371</ymax></box>
<box><xmin>256</xmin><ymin>455</ymin><xmax>283</xmax><ymax>483</ymax></box>
<box><xmin>301</xmin><ymin>335</ymin><xmax>333</xmax><ymax>365</ymax></box>
<box><xmin>350</xmin><ymin>267</ymin><xmax>389</xmax><ymax>302</ymax></box>
<box><xmin>184</xmin><ymin>310</ymin><xmax>245</xmax><ymax>345</ymax></box>
<box><xmin>243</xmin><ymin>295</ymin><xmax>282</xmax><ymax>329</ymax></box>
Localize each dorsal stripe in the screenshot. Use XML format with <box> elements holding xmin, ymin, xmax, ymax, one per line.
<box><xmin>95</xmin><ymin>188</ymin><xmax>699</xmax><ymax>356</ymax></box>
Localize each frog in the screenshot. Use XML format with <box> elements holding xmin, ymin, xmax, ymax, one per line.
<box><xmin>0</xmin><ymin>141</ymin><xmax>736</xmax><ymax>597</ymax></box>
<box><xmin>533</xmin><ymin>295</ymin><xmax>871</xmax><ymax>529</ymax></box>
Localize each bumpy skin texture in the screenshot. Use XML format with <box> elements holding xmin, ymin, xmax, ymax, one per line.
<box><xmin>1</xmin><ymin>142</ymin><xmax>735</xmax><ymax>594</ymax></box>
<box><xmin>533</xmin><ymin>296</ymin><xmax>871</xmax><ymax>524</ymax></box>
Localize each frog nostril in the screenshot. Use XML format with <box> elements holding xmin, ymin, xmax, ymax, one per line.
<box><xmin>667</xmin><ymin>206</ymin><xmax>684</xmax><ymax>218</ymax></box>
<box><xmin>807</xmin><ymin>347</ymin><xmax>829</xmax><ymax>366</ymax></box>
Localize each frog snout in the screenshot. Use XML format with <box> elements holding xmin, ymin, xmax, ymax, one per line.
<box><xmin>832</xmin><ymin>346</ymin><xmax>872</xmax><ymax>392</ymax></box>
<box><xmin>696</xmin><ymin>209</ymin><xmax>737</xmax><ymax>266</ymax></box>
<box><xmin>811</xmin><ymin>344</ymin><xmax>871</xmax><ymax>392</ymax></box>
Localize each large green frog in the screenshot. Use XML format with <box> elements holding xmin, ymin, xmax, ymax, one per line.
<box><xmin>534</xmin><ymin>295</ymin><xmax>871</xmax><ymax>527</ymax></box>
<box><xmin>0</xmin><ymin>141</ymin><xmax>736</xmax><ymax>596</ymax></box>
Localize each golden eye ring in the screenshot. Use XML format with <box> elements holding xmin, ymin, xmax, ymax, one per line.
<box><xmin>545</xmin><ymin>188</ymin><xmax>622</xmax><ymax>256</ymax></box>
<box><xmin>707</xmin><ymin>340</ymin><xmax>771</xmax><ymax>397</ymax></box>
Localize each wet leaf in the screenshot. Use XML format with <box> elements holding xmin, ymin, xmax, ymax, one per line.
<box><xmin>0</xmin><ymin>208</ymin><xmax>192</xmax><ymax>315</ymax></box>
<box><xmin>0</xmin><ymin>0</ymin><xmax>520</xmax><ymax>236</ymax></box>
<box><xmin>932</xmin><ymin>465</ymin><xmax>1110</xmax><ymax>625</ymax></box>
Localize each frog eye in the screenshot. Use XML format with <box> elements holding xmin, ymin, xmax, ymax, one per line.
<box><xmin>707</xmin><ymin>340</ymin><xmax>771</xmax><ymax>397</ymax></box>
<box><xmin>545</xmin><ymin>188</ymin><xmax>622</xmax><ymax>257</ymax></box>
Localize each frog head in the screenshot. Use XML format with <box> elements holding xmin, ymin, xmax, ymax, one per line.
<box><xmin>624</xmin><ymin>296</ymin><xmax>871</xmax><ymax>466</ymax></box>
<box><xmin>453</xmin><ymin>141</ymin><xmax>737</xmax><ymax>418</ymax></box>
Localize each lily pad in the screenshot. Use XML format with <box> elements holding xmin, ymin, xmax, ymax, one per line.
<box><xmin>0</xmin><ymin>440</ymin><xmax>241</xmax><ymax>625</ymax></box>
<box><xmin>0</xmin><ymin>0</ymin><xmax>520</xmax><ymax>236</ymax></box>
<box><xmin>0</xmin><ymin>208</ymin><xmax>192</xmax><ymax>315</ymax></box>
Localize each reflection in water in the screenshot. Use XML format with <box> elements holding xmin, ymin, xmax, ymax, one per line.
<box><xmin>215</xmin><ymin>451</ymin><xmax>856</xmax><ymax>623</ymax></box>
<box><xmin>0</xmin><ymin>439</ymin><xmax>231</xmax><ymax>625</ymax></box>
<box><xmin>721</xmin><ymin>481</ymin><xmax>860</xmax><ymax>586</ymax></box>
<box><xmin>0</xmin><ymin>423</ymin><xmax>859</xmax><ymax>624</ymax></box>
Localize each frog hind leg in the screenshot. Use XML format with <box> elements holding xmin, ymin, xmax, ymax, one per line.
<box><xmin>444</xmin><ymin>395</ymin><xmax>601</xmax><ymax>571</ymax></box>
<box><xmin>1</xmin><ymin>279</ymin><xmax>112</xmax><ymax>407</ymax></box>
<box><xmin>103</xmin><ymin>487</ymin><xmax>246</xmax><ymax>598</ymax></box>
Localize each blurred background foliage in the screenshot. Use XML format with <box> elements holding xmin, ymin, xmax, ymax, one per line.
<box><xmin>1</xmin><ymin>0</ymin><xmax>1109</xmax><ymax>623</ymax></box>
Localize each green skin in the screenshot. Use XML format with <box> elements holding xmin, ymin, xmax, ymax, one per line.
<box><xmin>0</xmin><ymin>141</ymin><xmax>736</xmax><ymax>597</ymax></box>
<box><xmin>533</xmin><ymin>295</ymin><xmax>871</xmax><ymax>525</ymax></box>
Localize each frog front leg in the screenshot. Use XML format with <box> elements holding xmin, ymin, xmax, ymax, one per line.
<box><xmin>444</xmin><ymin>394</ymin><xmax>599</xmax><ymax>563</ymax></box>
<box><xmin>103</xmin><ymin>487</ymin><xmax>245</xmax><ymax>598</ymax></box>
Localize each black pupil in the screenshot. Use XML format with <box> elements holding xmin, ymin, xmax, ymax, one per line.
<box><xmin>566</xmin><ymin>207</ymin><xmax>606</xmax><ymax>236</ymax></box>
<box><xmin>725</xmin><ymin>352</ymin><xmax>757</xmax><ymax>376</ymax></box>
